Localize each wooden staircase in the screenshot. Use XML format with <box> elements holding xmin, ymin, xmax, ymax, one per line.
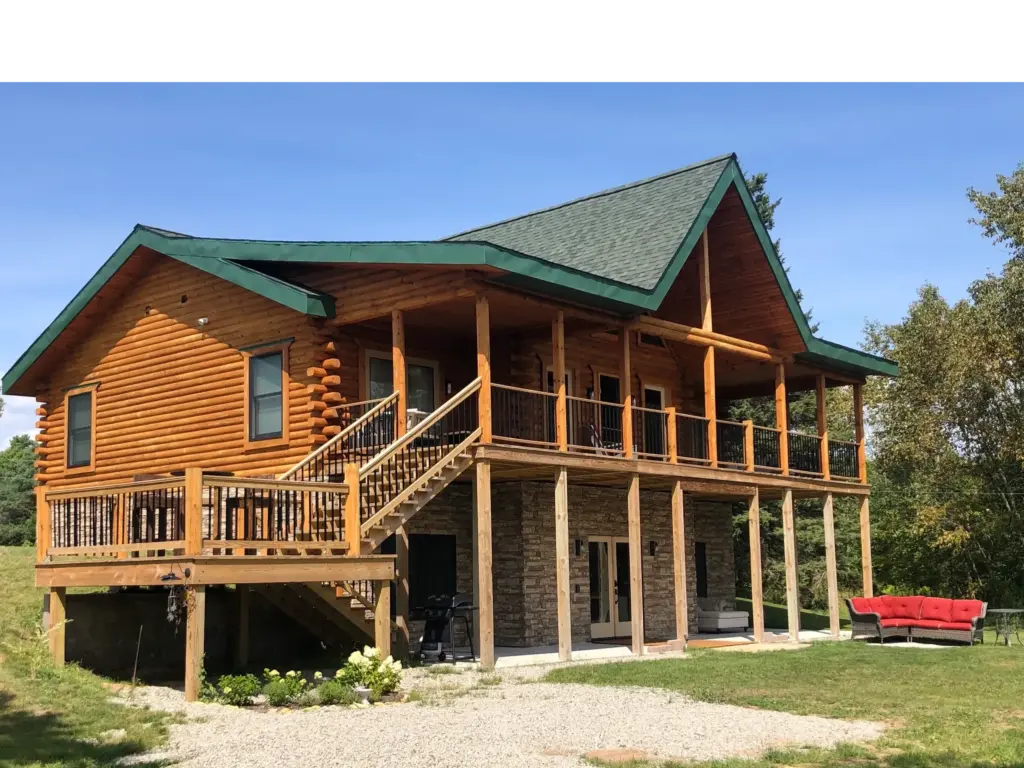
<box><xmin>253</xmin><ymin>582</ymin><xmax>375</xmax><ymax>648</ymax></box>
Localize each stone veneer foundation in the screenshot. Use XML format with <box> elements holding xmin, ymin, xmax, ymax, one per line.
<box><xmin>405</xmin><ymin>478</ymin><xmax>736</xmax><ymax>649</ymax></box>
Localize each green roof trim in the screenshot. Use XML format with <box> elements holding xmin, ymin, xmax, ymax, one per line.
<box><xmin>1</xmin><ymin>228</ymin><xmax>335</xmax><ymax>394</ymax></box>
<box><xmin>2</xmin><ymin>153</ymin><xmax>898</xmax><ymax>394</ymax></box>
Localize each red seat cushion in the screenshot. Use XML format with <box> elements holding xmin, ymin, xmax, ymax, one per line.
<box><xmin>870</xmin><ymin>597</ymin><xmax>894</xmax><ymax>618</ymax></box>
<box><xmin>921</xmin><ymin>597</ymin><xmax>954</xmax><ymax>623</ymax></box>
<box><xmin>911</xmin><ymin>620</ymin><xmax>973</xmax><ymax>631</ymax></box>
<box><xmin>951</xmin><ymin>599</ymin><xmax>984</xmax><ymax>623</ymax></box>
<box><xmin>884</xmin><ymin>595</ymin><xmax>925</xmax><ymax>620</ymax></box>
<box><xmin>911</xmin><ymin>619</ymin><xmax>944</xmax><ymax>629</ymax></box>
<box><xmin>880</xmin><ymin>618</ymin><xmax>913</xmax><ymax>628</ymax></box>
<box><xmin>940</xmin><ymin>622</ymin><xmax>973</xmax><ymax>631</ymax></box>
<box><xmin>850</xmin><ymin>597</ymin><xmax>875</xmax><ymax>615</ymax></box>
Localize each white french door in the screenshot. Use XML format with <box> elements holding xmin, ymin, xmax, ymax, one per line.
<box><xmin>588</xmin><ymin>536</ymin><xmax>632</xmax><ymax>639</ymax></box>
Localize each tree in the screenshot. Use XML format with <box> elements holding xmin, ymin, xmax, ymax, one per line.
<box><xmin>968</xmin><ymin>163</ymin><xmax>1024</xmax><ymax>259</ymax></box>
<box><xmin>863</xmin><ymin>162</ymin><xmax>1024</xmax><ymax>605</ymax></box>
<box><xmin>0</xmin><ymin>434</ymin><xmax>36</xmax><ymax>546</ymax></box>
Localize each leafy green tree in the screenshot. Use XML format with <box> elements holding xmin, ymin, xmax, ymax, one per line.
<box><xmin>0</xmin><ymin>434</ymin><xmax>36</xmax><ymax>545</ymax></box>
<box><xmin>968</xmin><ymin>163</ymin><xmax>1024</xmax><ymax>259</ymax></box>
<box><xmin>863</xmin><ymin>161</ymin><xmax>1024</xmax><ymax>605</ymax></box>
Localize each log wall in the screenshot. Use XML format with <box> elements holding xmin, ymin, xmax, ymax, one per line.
<box><xmin>35</xmin><ymin>256</ymin><xmax>320</xmax><ymax>487</ymax></box>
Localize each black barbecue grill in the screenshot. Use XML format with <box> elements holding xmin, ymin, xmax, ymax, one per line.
<box><xmin>415</xmin><ymin>592</ymin><xmax>476</xmax><ymax>665</ymax></box>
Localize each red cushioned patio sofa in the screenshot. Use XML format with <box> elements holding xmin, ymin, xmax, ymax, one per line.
<box><xmin>846</xmin><ymin>596</ymin><xmax>987</xmax><ymax>644</ymax></box>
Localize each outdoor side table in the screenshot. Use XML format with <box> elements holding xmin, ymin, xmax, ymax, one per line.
<box><xmin>987</xmin><ymin>608</ymin><xmax>1024</xmax><ymax>646</ymax></box>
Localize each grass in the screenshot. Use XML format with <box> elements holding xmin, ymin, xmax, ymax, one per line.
<box><xmin>548</xmin><ymin>640</ymin><xmax>1024</xmax><ymax>768</ymax></box>
<box><xmin>0</xmin><ymin>545</ymin><xmax>174</xmax><ymax>767</ymax></box>
<box><xmin>734</xmin><ymin>597</ymin><xmax>851</xmax><ymax>631</ymax></box>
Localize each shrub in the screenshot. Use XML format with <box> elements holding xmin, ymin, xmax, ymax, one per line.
<box><xmin>262</xmin><ymin>669</ymin><xmax>308</xmax><ymax>707</ymax></box>
<box><xmin>337</xmin><ymin>646</ymin><xmax>402</xmax><ymax>698</ymax></box>
<box><xmin>316</xmin><ymin>678</ymin><xmax>359</xmax><ymax>706</ymax></box>
<box><xmin>214</xmin><ymin>673</ymin><xmax>261</xmax><ymax>706</ymax></box>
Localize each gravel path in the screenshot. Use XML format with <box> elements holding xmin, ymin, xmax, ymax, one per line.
<box><xmin>122</xmin><ymin>666</ymin><xmax>883</xmax><ymax>767</ymax></box>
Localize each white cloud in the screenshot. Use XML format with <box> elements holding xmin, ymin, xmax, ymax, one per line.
<box><xmin>0</xmin><ymin>395</ymin><xmax>39</xmax><ymax>449</ymax></box>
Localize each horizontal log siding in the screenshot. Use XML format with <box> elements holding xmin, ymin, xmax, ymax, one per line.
<box><xmin>36</xmin><ymin>257</ymin><xmax>319</xmax><ymax>487</ymax></box>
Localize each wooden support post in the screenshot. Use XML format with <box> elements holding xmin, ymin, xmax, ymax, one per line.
<box><xmin>704</xmin><ymin>348</ymin><xmax>717</xmax><ymax>467</ymax></box>
<box><xmin>374</xmin><ymin>579</ymin><xmax>391</xmax><ymax>658</ymax></box>
<box><xmin>344</xmin><ymin>463</ymin><xmax>361</xmax><ymax>557</ymax></box>
<box><xmin>392</xmin><ymin>310</ymin><xmax>407</xmax><ymax>437</ymax></box>
<box><xmin>237</xmin><ymin>585</ymin><xmax>250</xmax><ymax>666</ymax></box>
<box><xmin>184</xmin><ymin>585</ymin><xmax>206</xmax><ymax>702</ymax></box>
<box><xmin>471</xmin><ymin>472</ymin><xmax>480</xmax><ymax>652</ymax></box>
<box><xmin>816</xmin><ymin>373</ymin><xmax>830</xmax><ymax>480</ymax></box>
<box><xmin>854</xmin><ymin>383</ymin><xmax>867</xmax><ymax>483</ymax></box>
<box><xmin>395</xmin><ymin>525</ymin><xmax>410</xmax><ymax>659</ymax></box>
<box><xmin>476</xmin><ymin>295</ymin><xmax>492</xmax><ymax>444</ymax></box>
<box><xmin>671</xmin><ymin>480</ymin><xmax>688</xmax><ymax>642</ymax></box>
<box><xmin>747</xmin><ymin>489</ymin><xmax>764</xmax><ymax>643</ymax></box>
<box><xmin>860</xmin><ymin>496</ymin><xmax>873</xmax><ymax>597</ymax></box>
<box><xmin>781</xmin><ymin>489</ymin><xmax>800</xmax><ymax>642</ymax></box>
<box><xmin>553</xmin><ymin>310</ymin><xmax>568</xmax><ymax>451</ymax></box>
<box><xmin>35</xmin><ymin>486</ymin><xmax>50</xmax><ymax>563</ymax></box>
<box><xmin>554</xmin><ymin>467</ymin><xmax>571</xmax><ymax>661</ymax></box>
<box><xmin>743</xmin><ymin>419</ymin><xmax>754</xmax><ymax>472</ymax></box>
<box><xmin>699</xmin><ymin>228</ymin><xmax>712</xmax><ymax>332</ymax></box>
<box><xmin>621</xmin><ymin>329</ymin><xmax>633</xmax><ymax>458</ymax></box>
<box><xmin>666</xmin><ymin>406</ymin><xmax>678</xmax><ymax>464</ymax></box>
<box><xmin>48</xmin><ymin>587</ymin><xmax>66</xmax><ymax>666</ymax></box>
<box><xmin>627</xmin><ymin>473</ymin><xmax>644</xmax><ymax>655</ymax></box>
<box><xmin>775</xmin><ymin>363</ymin><xmax>789</xmax><ymax>476</ymax></box>
<box><xmin>184</xmin><ymin>467</ymin><xmax>203</xmax><ymax>556</ymax></box>
<box><xmin>822</xmin><ymin>493</ymin><xmax>840</xmax><ymax>638</ymax></box>
<box><xmin>475</xmin><ymin>459</ymin><xmax>494</xmax><ymax>668</ymax></box>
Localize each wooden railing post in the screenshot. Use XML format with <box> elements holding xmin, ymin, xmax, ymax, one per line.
<box><xmin>344</xmin><ymin>462</ymin><xmax>362</xmax><ymax>556</ymax></box>
<box><xmin>775</xmin><ymin>363</ymin><xmax>789</xmax><ymax>476</ymax></box>
<box><xmin>392</xmin><ymin>310</ymin><xmax>407</xmax><ymax>437</ymax></box>
<box><xmin>816</xmin><ymin>373</ymin><xmax>830</xmax><ymax>480</ymax></box>
<box><xmin>665</xmin><ymin>406</ymin><xmax>678</xmax><ymax>464</ymax></box>
<box><xmin>184</xmin><ymin>467</ymin><xmax>203</xmax><ymax>556</ymax></box>
<box><xmin>621</xmin><ymin>330</ymin><xmax>633</xmax><ymax>459</ymax></box>
<box><xmin>853</xmin><ymin>383</ymin><xmax>867</xmax><ymax>483</ymax></box>
<box><xmin>743</xmin><ymin>419</ymin><xmax>754</xmax><ymax>472</ymax></box>
<box><xmin>553</xmin><ymin>310</ymin><xmax>567</xmax><ymax>451</ymax></box>
<box><xmin>35</xmin><ymin>485</ymin><xmax>50</xmax><ymax>563</ymax></box>
<box><xmin>476</xmin><ymin>295</ymin><xmax>491</xmax><ymax>444</ymax></box>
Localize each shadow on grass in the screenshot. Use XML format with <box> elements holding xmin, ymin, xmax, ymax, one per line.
<box><xmin>0</xmin><ymin>690</ymin><xmax>170</xmax><ymax>768</ymax></box>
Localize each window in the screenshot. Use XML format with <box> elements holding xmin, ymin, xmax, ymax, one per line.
<box><xmin>366</xmin><ymin>352</ymin><xmax>438</xmax><ymax>413</ymax></box>
<box><xmin>65</xmin><ymin>387</ymin><xmax>96</xmax><ymax>472</ymax></box>
<box><xmin>243</xmin><ymin>342</ymin><xmax>290</xmax><ymax>449</ymax></box>
<box><xmin>695</xmin><ymin>542</ymin><xmax>709</xmax><ymax>599</ymax></box>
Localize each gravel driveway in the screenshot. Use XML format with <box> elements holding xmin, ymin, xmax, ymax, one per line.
<box><xmin>123</xmin><ymin>665</ymin><xmax>883</xmax><ymax>767</ymax></box>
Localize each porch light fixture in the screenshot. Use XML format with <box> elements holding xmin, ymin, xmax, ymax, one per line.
<box><xmin>649</xmin><ymin>541</ymin><xmax>658</xmax><ymax>557</ymax></box>
<box><xmin>574</xmin><ymin>539</ymin><xmax>584</xmax><ymax>557</ymax></box>
<box><xmin>197</xmin><ymin>317</ymin><xmax>209</xmax><ymax>327</ymax></box>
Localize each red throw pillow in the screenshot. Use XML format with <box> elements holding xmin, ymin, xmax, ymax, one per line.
<box><xmin>886</xmin><ymin>595</ymin><xmax>925</xmax><ymax>620</ymax></box>
<box><xmin>920</xmin><ymin>597</ymin><xmax>954</xmax><ymax>623</ymax></box>
<box><xmin>951</xmin><ymin>599</ymin><xmax>984</xmax><ymax>623</ymax></box>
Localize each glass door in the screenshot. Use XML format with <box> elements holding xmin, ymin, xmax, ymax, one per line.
<box><xmin>589</xmin><ymin>536</ymin><xmax>632</xmax><ymax>638</ymax></box>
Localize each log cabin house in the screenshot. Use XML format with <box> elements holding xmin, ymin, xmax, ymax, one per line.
<box><xmin>2</xmin><ymin>153</ymin><xmax>897</xmax><ymax>699</ymax></box>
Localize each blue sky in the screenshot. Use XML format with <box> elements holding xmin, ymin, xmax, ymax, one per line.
<box><xmin>1</xmin><ymin>83</ymin><xmax>1021</xmax><ymax>447</ymax></box>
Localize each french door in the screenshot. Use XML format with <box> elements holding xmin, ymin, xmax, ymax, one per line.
<box><xmin>588</xmin><ymin>536</ymin><xmax>632</xmax><ymax>639</ymax></box>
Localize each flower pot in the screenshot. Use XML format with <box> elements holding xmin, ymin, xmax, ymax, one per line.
<box><xmin>354</xmin><ymin>686</ymin><xmax>371</xmax><ymax>703</ymax></box>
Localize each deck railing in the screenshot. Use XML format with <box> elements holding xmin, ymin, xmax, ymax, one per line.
<box><xmin>280</xmin><ymin>394</ymin><xmax>399</xmax><ymax>482</ymax></box>
<box><xmin>37</xmin><ymin>471</ymin><xmax>349</xmax><ymax>562</ymax></box>
<box><xmin>491</xmin><ymin>383</ymin><xmax>558</xmax><ymax>449</ymax></box>
<box><xmin>676</xmin><ymin>412</ymin><xmax>710</xmax><ymax>464</ymax></box>
<box><xmin>788</xmin><ymin>431</ymin><xmax>824</xmax><ymax>476</ymax></box>
<box><xmin>828</xmin><ymin>438</ymin><xmax>860</xmax><ymax>480</ymax></box>
<box><xmin>716</xmin><ymin>419</ymin><xmax>747</xmax><ymax>470</ymax></box>
<box><xmin>752</xmin><ymin>425</ymin><xmax>783</xmax><ymax>473</ymax></box>
<box><xmin>633</xmin><ymin>406</ymin><xmax>669</xmax><ymax>461</ymax></box>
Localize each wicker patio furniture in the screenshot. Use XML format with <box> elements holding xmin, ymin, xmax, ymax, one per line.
<box><xmin>846</xmin><ymin>595</ymin><xmax>986</xmax><ymax>645</ymax></box>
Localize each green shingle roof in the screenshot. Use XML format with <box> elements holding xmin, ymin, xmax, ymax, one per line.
<box><xmin>446</xmin><ymin>154</ymin><xmax>733</xmax><ymax>291</ymax></box>
<box><xmin>1</xmin><ymin>153</ymin><xmax>899</xmax><ymax>395</ymax></box>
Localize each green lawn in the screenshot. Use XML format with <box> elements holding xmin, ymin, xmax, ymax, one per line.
<box><xmin>0</xmin><ymin>546</ymin><xmax>173</xmax><ymax>767</ymax></box>
<box><xmin>548</xmin><ymin>641</ymin><xmax>1024</xmax><ymax>768</ymax></box>
<box><xmin>735</xmin><ymin>597</ymin><xmax>851</xmax><ymax>631</ymax></box>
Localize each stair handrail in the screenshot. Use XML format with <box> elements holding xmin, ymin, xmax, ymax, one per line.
<box><xmin>278</xmin><ymin>392</ymin><xmax>399</xmax><ymax>480</ymax></box>
<box><xmin>358</xmin><ymin>377</ymin><xmax>482</xmax><ymax>480</ymax></box>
